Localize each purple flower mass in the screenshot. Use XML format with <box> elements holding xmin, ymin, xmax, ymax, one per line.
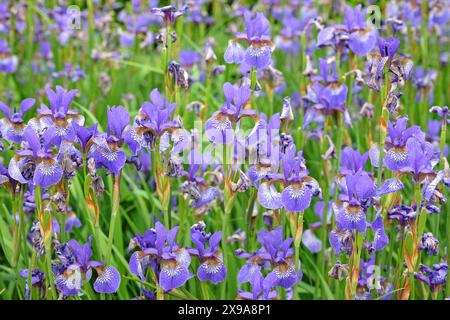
<box><xmin>0</xmin><ymin>0</ymin><xmax>449</xmax><ymax>302</ymax></box>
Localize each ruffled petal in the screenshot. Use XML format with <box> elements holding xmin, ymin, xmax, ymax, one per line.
<box><xmin>159</xmin><ymin>262</ymin><xmax>192</xmax><ymax>292</ymax></box>
<box><xmin>377</xmin><ymin>178</ymin><xmax>404</xmax><ymax>196</ymax></box>
<box><xmin>281</xmin><ymin>183</ymin><xmax>312</xmax><ymax>212</ymax></box>
<box><xmin>33</xmin><ymin>159</ymin><xmax>63</xmax><ymax>189</ymax></box>
<box><xmin>197</xmin><ymin>255</ymin><xmax>227</xmax><ymax>284</ymax></box>
<box><xmin>244</xmin><ymin>45</ymin><xmax>272</xmax><ymax>69</ymax></box>
<box><xmin>93</xmin><ymin>265</ymin><xmax>121</xmax><ymax>294</ymax></box>
<box><xmin>224</xmin><ymin>41</ymin><xmax>245</xmax><ymax>64</ymax></box>
<box><xmin>257</xmin><ymin>182</ymin><xmax>282</xmax><ymax>210</ymax></box>
<box><xmin>302</xmin><ymin>229</ymin><xmax>322</xmax><ymax>253</ymax></box>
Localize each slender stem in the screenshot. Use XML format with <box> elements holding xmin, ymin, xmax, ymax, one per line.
<box><xmin>106</xmin><ymin>173</ymin><xmax>121</xmax><ymax>263</ymax></box>
<box><xmin>290</xmin><ymin>211</ymin><xmax>304</xmax><ymax>300</ymax></box>
<box><xmin>345</xmin><ymin>231</ymin><xmax>363</xmax><ymax>300</ymax></box>
<box><xmin>27</xmin><ymin>251</ymin><xmax>37</xmax><ymax>300</ymax></box>
<box><xmin>44</xmin><ymin>248</ymin><xmax>57</xmax><ymax>300</ymax></box>
<box><xmin>221</xmin><ymin>143</ymin><xmax>231</xmax><ymax>299</ymax></box>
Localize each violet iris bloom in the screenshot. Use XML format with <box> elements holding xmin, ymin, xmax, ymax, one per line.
<box><xmin>414</xmin><ymin>263</ymin><xmax>448</xmax><ymax>293</ymax></box>
<box><xmin>246</xmin><ymin>112</ymin><xmax>281</xmax><ymax>172</ymax></box>
<box><xmin>89</xmin><ymin>106</ymin><xmax>128</xmax><ymax>175</ymax></box>
<box><xmin>54</xmin><ymin>237</ymin><xmax>121</xmax><ymax>295</ymax></box>
<box><xmin>224</xmin><ymin>11</ymin><xmax>274</xmax><ymax>70</ymax></box>
<box><xmin>419</xmin><ymin>232</ymin><xmax>439</xmax><ymax>256</ymax></box>
<box><xmin>151</xmin><ymin>4</ymin><xmax>188</xmax><ymax>26</ymax></box>
<box><xmin>317</xmin><ymin>4</ymin><xmax>377</xmax><ymax>56</ymax></box>
<box><xmin>236</xmin><ymin>227</ymin><xmax>302</xmax><ymax>290</ymax></box>
<box><xmin>369</xmin><ymin>117</ymin><xmax>429</xmax><ymax>172</ymax></box>
<box><xmin>329</xmin><ymin>228</ymin><xmax>354</xmax><ymax>256</ymax></box>
<box><xmin>180</xmin><ymin>151</ymin><xmax>219</xmax><ymax>211</ymax></box>
<box><xmin>0</xmin><ymin>38</ymin><xmax>18</xmax><ymax>73</ymax></box>
<box><xmin>20</xmin><ymin>269</ymin><xmax>45</xmax><ymax>300</ymax></box>
<box><xmin>129</xmin><ymin>222</ymin><xmax>193</xmax><ymax>292</ymax></box>
<box><xmin>0</xmin><ymin>98</ymin><xmax>35</xmax><ymax>143</ymax></box>
<box><xmin>8</xmin><ymin>126</ymin><xmax>62</xmax><ymax>188</ymax></box>
<box><xmin>37</xmin><ymin>86</ymin><xmax>84</xmax><ymax>147</ymax></box>
<box><xmin>237</xmin><ymin>270</ymin><xmax>278</xmax><ymax>300</ymax></box>
<box><xmin>334</xmin><ymin>170</ymin><xmax>376</xmax><ymax>233</ymax></box>
<box><xmin>303</xmin><ymin>59</ymin><xmax>351</xmax><ymax>129</ymax></box>
<box><xmin>72</xmin><ymin>122</ymin><xmax>98</xmax><ymax>154</ymax></box>
<box><xmin>357</xmin><ymin>256</ymin><xmax>393</xmax><ymax>300</ymax></box>
<box><xmin>257</xmin><ymin>143</ymin><xmax>320</xmax><ymax>212</ymax></box>
<box><xmin>370</xmin><ymin>214</ymin><xmax>388</xmax><ymax>251</ymax></box>
<box><xmin>205</xmin><ymin>82</ymin><xmax>255</xmax><ymax>144</ymax></box>
<box><xmin>189</xmin><ymin>222</ymin><xmax>226</xmax><ymax>284</ymax></box>
<box><xmin>125</xmin><ymin>88</ymin><xmax>179</xmax><ymax>154</ymax></box>
<box><xmin>344</xmin><ymin>4</ymin><xmax>377</xmax><ymax>56</ymax></box>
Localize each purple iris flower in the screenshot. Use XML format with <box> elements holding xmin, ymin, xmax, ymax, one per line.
<box><xmin>180</xmin><ymin>151</ymin><xmax>219</xmax><ymax>211</ymax></box>
<box><xmin>151</xmin><ymin>4</ymin><xmax>188</xmax><ymax>26</ymax></box>
<box><xmin>189</xmin><ymin>222</ymin><xmax>226</xmax><ymax>284</ymax></box>
<box><xmin>329</xmin><ymin>228</ymin><xmax>353</xmax><ymax>256</ymax></box>
<box><xmin>125</xmin><ymin>88</ymin><xmax>179</xmax><ymax>154</ymax></box>
<box><xmin>399</xmin><ymin>138</ymin><xmax>436</xmax><ymax>183</ymax></box>
<box><xmin>237</xmin><ymin>270</ymin><xmax>278</xmax><ymax>300</ymax></box>
<box><xmin>65</xmin><ymin>211</ymin><xmax>82</xmax><ymax>233</ymax></box>
<box><xmin>179</xmin><ymin>50</ymin><xmax>201</xmax><ymax>68</ymax></box>
<box><xmin>8</xmin><ymin>126</ymin><xmax>62</xmax><ymax>188</ymax></box>
<box><xmin>414</xmin><ymin>67</ymin><xmax>437</xmax><ymax>105</ymax></box>
<box><xmin>54</xmin><ymin>237</ymin><xmax>121</xmax><ymax>295</ymax></box>
<box><xmin>430</xmin><ymin>105</ymin><xmax>450</xmax><ymax>124</ymax></box>
<box><xmin>205</xmin><ymin>82</ymin><xmax>255</xmax><ymax>144</ymax></box>
<box><xmin>344</xmin><ymin>4</ymin><xmax>377</xmax><ymax>56</ymax></box>
<box><xmin>89</xmin><ymin>106</ymin><xmax>128</xmax><ymax>175</ymax></box>
<box><xmin>0</xmin><ymin>98</ymin><xmax>35</xmax><ymax>143</ymax></box>
<box><xmin>301</xmin><ymin>229</ymin><xmax>322</xmax><ymax>253</ymax></box>
<box><xmin>378</xmin><ymin>37</ymin><xmax>400</xmax><ymax>59</ymax></box>
<box><xmin>0</xmin><ymin>38</ymin><xmax>18</xmax><ymax>73</ymax></box>
<box><xmin>37</xmin><ymin>86</ymin><xmax>84</xmax><ymax>147</ymax></box>
<box><xmin>317</xmin><ymin>4</ymin><xmax>377</xmax><ymax>56</ymax></box>
<box><xmin>335</xmin><ymin>170</ymin><xmax>376</xmax><ymax>233</ymax></box>
<box><xmin>72</xmin><ymin>122</ymin><xmax>98</xmax><ymax>154</ymax></box>
<box><xmin>419</xmin><ymin>232</ymin><xmax>439</xmax><ymax>256</ymax></box>
<box><xmin>246</xmin><ymin>112</ymin><xmax>281</xmax><ymax>171</ymax></box>
<box><xmin>340</xmin><ymin>147</ymin><xmax>369</xmax><ymax>175</ymax></box>
<box><xmin>20</xmin><ymin>268</ymin><xmax>45</xmax><ymax>300</ymax></box>
<box><xmin>129</xmin><ymin>222</ymin><xmax>193</xmax><ymax>292</ymax></box>
<box><xmin>370</xmin><ymin>214</ymin><xmax>388</xmax><ymax>251</ymax></box>
<box><xmin>303</xmin><ymin>59</ymin><xmax>351</xmax><ymax>129</ymax></box>
<box><xmin>236</xmin><ymin>227</ymin><xmax>302</xmax><ymax>290</ymax></box>
<box><xmin>356</xmin><ymin>256</ymin><xmax>393</xmax><ymax>300</ymax></box>
<box><xmin>369</xmin><ymin>116</ymin><xmax>427</xmax><ymax>171</ymax></box>
<box><xmin>414</xmin><ymin>263</ymin><xmax>448</xmax><ymax>293</ymax></box>
<box><xmin>225</xmin><ymin>11</ymin><xmax>274</xmax><ymax>70</ymax></box>
<box><xmin>387</xmin><ymin>204</ymin><xmax>416</xmax><ymax>226</ymax></box>
<box><xmin>257</xmin><ymin>143</ymin><xmax>320</xmax><ymax>212</ymax></box>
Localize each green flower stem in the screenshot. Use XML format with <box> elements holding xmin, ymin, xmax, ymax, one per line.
<box><xmin>27</xmin><ymin>250</ymin><xmax>37</xmax><ymax>299</ymax></box>
<box><xmin>245</xmin><ymin>188</ymin><xmax>257</xmax><ymax>252</ymax></box>
<box><xmin>164</xmin><ymin>24</ymin><xmax>172</xmax><ymax>95</ymax></box>
<box><xmin>34</xmin><ymin>186</ymin><xmax>57</xmax><ymax>299</ymax></box>
<box><xmin>106</xmin><ymin>173</ymin><xmax>121</xmax><ymax>263</ymax></box>
<box><xmin>12</xmin><ymin>186</ymin><xmax>24</xmax><ymax>268</ymax></box>
<box><xmin>289</xmin><ymin>211</ymin><xmax>304</xmax><ymax>300</ymax></box>
<box><xmin>346</xmin><ymin>231</ymin><xmax>363</xmax><ymax>299</ymax></box>
<box><xmin>319</xmin><ymin>116</ymin><xmax>331</xmax><ymax>280</ymax></box>
<box><xmin>221</xmin><ymin>143</ymin><xmax>232</xmax><ymax>299</ymax></box>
